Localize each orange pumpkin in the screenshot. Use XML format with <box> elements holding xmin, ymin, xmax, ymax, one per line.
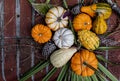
<box><xmin>71</xmin><ymin>50</ymin><xmax>98</xmax><ymax>76</ymax></box>
<box><xmin>31</xmin><ymin>24</ymin><xmax>52</xmax><ymax>43</ymax></box>
<box><xmin>73</xmin><ymin>13</ymin><xmax>92</xmax><ymax>32</ymax></box>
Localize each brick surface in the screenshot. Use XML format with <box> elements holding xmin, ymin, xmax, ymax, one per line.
<box><xmin>20</xmin><ymin>0</ymin><xmax>32</xmax><ymax>36</ymax></box>
<box><xmin>4</xmin><ymin>0</ymin><xmax>16</xmax><ymax>37</ymax></box>
<box><xmin>1</xmin><ymin>0</ymin><xmax>120</xmax><ymax>81</ymax></box>
<box><xmin>4</xmin><ymin>39</ymin><xmax>17</xmax><ymax>81</ymax></box>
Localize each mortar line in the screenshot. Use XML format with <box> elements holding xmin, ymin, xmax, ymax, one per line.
<box><xmin>105</xmin><ymin>19</ymin><xmax>110</xmax><ymax>68</ymax></box>
<box><xmin>0</xmin><ymin>1</ymin><xmax>6</xmax><ymax>81</ymax></box>
<box><xmin>105</xmin><ymin>14</ymin><xmax>111</xmax><ymax>81</ymax></box>
<box><xmin>31</xmin><ymin>0</ymin><xmax>35</xmax><ymax>80</ymax></box>
<box><xmin>16</xmin><ymin>0</ymin><xmax>20</xmax><ymax>80</ymax></box>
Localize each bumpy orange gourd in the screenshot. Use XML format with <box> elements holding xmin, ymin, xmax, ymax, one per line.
<box><xmin>71</xmin><ymin>50</ymin><xmax>98</xmax><ymax>76</ymax></box>
<box><xmin>31</xmin><ymin>24</ymin><xmax>52</xmax><ymax>43</ymax></box>
<box><xmin>73</xmin><ymin>13</ymin><xmax>92</xmax><ymax>32</ymax></box>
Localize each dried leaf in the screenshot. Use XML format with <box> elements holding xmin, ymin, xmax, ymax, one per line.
<box><xmin>31</xmin><ymin>3</ymin><xmax>53</xmax><ymax>15</ymax></box>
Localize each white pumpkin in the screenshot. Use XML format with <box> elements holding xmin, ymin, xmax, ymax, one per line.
<box><xmin>50</xmin><ymin>47</ymin><xmax>77</xmax><ymax>68</ymax></box>
<box><xmin>53</xmin><ymin>28</ymin><xmax>74</xmax><ymax>48</ymax></box>
<box><xmin>45</xmin><ymin>6</ymin><xmax>68</xmax><ymax>31</ymax></box>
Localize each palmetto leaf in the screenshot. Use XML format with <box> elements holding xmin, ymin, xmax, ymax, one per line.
<box><xmin>42</xmin><ymin>67</ymin><xmax>57</xmax><ymax>81</ymax></box>
<box><xmin>97</xmin><ymin>55</ymin><xmax>120</xmax><ymax>66</ymax></box>
<box><xmin>97</xmin><ymin>46</ymin><xmax>120</xmax><ymax>50</ymax></box>
<box><xmin>91</xmin><ymin>74</ymin><xmax>98</xmax><ymax>81</ymax></box>
<box><xmin>31</xmin><ymin>3</ymin><xmax>52</xmax><ymax>15</ymax></box>
<box><xmin>57</xmin><ymin>63</ymin><xmax>69</xmax><ymax>81</ymax></box>
<box><xmin>19</xmin><ymin>60</ymin><xmax>50</xmax><ymax>81</ymax></box>
<box><xmin>28</xmin><ymin>0</ymin><xmax>53</xmax><ymax>15</ymax></box>
<box><xmin>98</xmin><ymin>63</ymin><xmax>118</xmax><ymax>81</ymax></box>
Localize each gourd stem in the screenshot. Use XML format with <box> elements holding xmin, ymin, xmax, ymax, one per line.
<box><xmin>45</xmin><ymin>0</ymin><xmax>50</xmax><ymax>4</ymax></box>
<box><xmin>83</xmin><ymin>62</ymin><xmax>103</xmax><ymax>75</ymax></box>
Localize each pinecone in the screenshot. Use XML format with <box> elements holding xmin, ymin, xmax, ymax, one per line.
<box><xmin>42</xmin><ymin>41</ymin><xmax>57</xmax><ymax>59</ymax></box>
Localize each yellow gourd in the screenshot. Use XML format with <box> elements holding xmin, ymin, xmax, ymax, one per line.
<box><xmin>92</xmin><ymin>14</ymin><xmax>107</xmax><ymax>34</ymax></box>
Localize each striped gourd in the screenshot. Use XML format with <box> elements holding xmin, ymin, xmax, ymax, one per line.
<box><xmin>81</xmin><ymin>3</ymin><xmax>112</xmax><ymax>19</ymax></box>
<box><xmin>50</xmin><ymin>47</ymin><xmax>77</xmax><ymax>68</ymax></box>
<box><xmin>78</xmin><ymin>30</ymin><xmax>99</xmax><ymax>50</ymax></box>
<box><xmin>45</xmin><ymin>6</ymin><xmax>68</xmax><ymax>31</ymax></box>
<box><xmin>92</xmin><ymin>14</ymin><xmax>107</xmax><ymax>34</ymax></box>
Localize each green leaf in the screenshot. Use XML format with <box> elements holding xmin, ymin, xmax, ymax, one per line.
<box><xmin>97</xmin><ymin>55</ymin><xmax>112</xmax><ymax>64</ymax></box>
<box><xmin>76</xmin><ymin>74</ymin><xmax>79</xmax><ymax>81</ymax></box>
<box><xmin>64</xmin><ymin>72</ymin><xmax>68</xmax><ymax>81</ymax></box>
<box><xmin>91</xmin><ymin>74</ymin><xmax>98</xmax><ymax>81</ymax></box>
<box><xmin>87</xmin><ymin>76</ymin><xmax>92</xmax><ymax>81</ymax></box>
<box><xmin>45</xmin><ymin>0</ymin><xmax>51</xmax><ymax>4</ymax></box>
<box><xmin>98</xmin><ymin>63</ymin><xmax>118</xmax><ymax>81</ymax></box>
<box><xmin>96</xmin><ymin>73</ymin><xmax>106</xmax><ymax>81</ymax></box>
<box><xmin>78</xmin><ymin>75</ymin><xmax>83</xmax><ymax>81</ymax></box>
<box><xmin>83</xmin><ymin>77</ymin><xmax>90</xmax><ymax>81</ymax></box>
<box><xmin>97</xmin><ymin>55</ymin><xmax>120</xmax><ymax>66</ymax></box>
<box><xmin>42</xmin><ymin>67</ymin><xmax>57</xmax><ymax>81</ymax></box>
<box><xmin>19</xmin><ymin>60</ymin><xmax>50</xmax><ymax>81</ymax></box>
<box><xmin>31</xmin><ymin>3</ymin><xmax>53</xmax><ymax>15</ymax></box>
<box><xmin>28</xmin><ymin>0</ymin><xmax>33</xmax><ymax>3</ymax></box>
<box><xmin>71</xmin><ymin>71</ymin><xmax>76</xmax><ymax>81</ymax></box>
<box><xmin>97</xmin><ymin>46</ymin><xmax>120</xmax><ymax>51</ymax></box>
<box><xmin>21</xmin><ymin>61</ymin><xmax>44</xmax><ymax>77</ymax></box>
<box><xmin>63</xmin><ymin>0</ymin><xmax>68</xmax><ymax>9</ymax></box>
<box><xmin>57</xmin><ymin>63</ymin><xmax>69</xmax><ymax>81</ymax></box>
<box><xmin>69</xmin><ymin>20</ymin><xmax>80</xmax><ymax>46</ymax></box>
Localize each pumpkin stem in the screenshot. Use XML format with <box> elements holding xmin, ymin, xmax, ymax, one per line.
<box><xmin>84</xmin><ymin>22</ymin><xmax>89</xmax><ymax>26</ymax></box>
<box><xmin>83</xmin><ymin>62</ymin><xmax>97</xmax><ymax>71</ymax></box>
<box><xmin>57</xmin><ymin>17</ymin><xmax>62</xmax><ymax>22</ymax></box>
<box><xmin>38</xmin><ymin>33</ymin><xmax>42</xmax><ymax>36</ymax></box>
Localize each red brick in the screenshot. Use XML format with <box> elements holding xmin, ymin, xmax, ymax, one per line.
<box><xmin>4</xmin><ymin>39</ymin><xmax>17</xmax><ymax>81</ymax></box>
<box><xmin>4</xmin><ymin>0</ymin><xmax>16</xmax><ymax>37</ymax></box>
<box><xmin>20</xmin><ymin>0</ymin><xmax>32</xmax><ymax>36</ymax></box>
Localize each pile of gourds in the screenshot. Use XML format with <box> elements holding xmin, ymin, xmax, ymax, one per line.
<box><xmin>31</xmin><ymin>3</ymin><xmax>112</xmax><ymax>77</ymax></box>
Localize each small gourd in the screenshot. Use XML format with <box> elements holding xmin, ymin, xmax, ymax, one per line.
<box><xmin>42</xmin><ymin>41</ymin><xmax>57</xmax><ymax>59</ymax></box>
<box><xmin>45</xmin><ymin>6</ymin><xmax>68</xmax><ymax>31</ymax></box>
<box><xmin>81</xmin><ymin>3</ymin><xmax>112</xmax><ymax>19</ymax></box>
<box><xmin>71</xmin><ymin>50</ymin><xmax>98</xmax><ymax>76</ymax></box>
<box><xmin>31</xmin><ymin>24</ymin><xmax>52</xmax><ymax>43</ymax></box>
<box><xmin>92</xmin><ymin>14</ymin><xmax>107</xmax><ymax>34</ymax></box>
<box><xmin>50</xmin><ymin>47</ymin><xmax>77</xmax><ymax>68</ymax></box>
<box><xmin>53</xmin><ymin>28</ymin><xmax>74</xmax><ymax>48</ymax></box>
<box><xmin>78</xmin><ymin>30</ymin><xmax>99</xmax><ymax>50</ymax></box>
<box><xmin>73</xmin><ymin>13</ymin><xmax>92</xmax><ymax>32</ymax></box>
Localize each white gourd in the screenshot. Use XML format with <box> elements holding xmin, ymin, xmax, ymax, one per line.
<box><xmin>45</xmin><ymin>6</ymin><xmax>68</xmax><ymax>31</ymax></box>
<box><xmin>50</xmin><ymin>47</ymin><xmax>77</xmax><ymax>68</ymax></box>
<box><xmin>53</xmin><ymin>28</ymin><xmax>74</xmax><ymax>48</ymax></box>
